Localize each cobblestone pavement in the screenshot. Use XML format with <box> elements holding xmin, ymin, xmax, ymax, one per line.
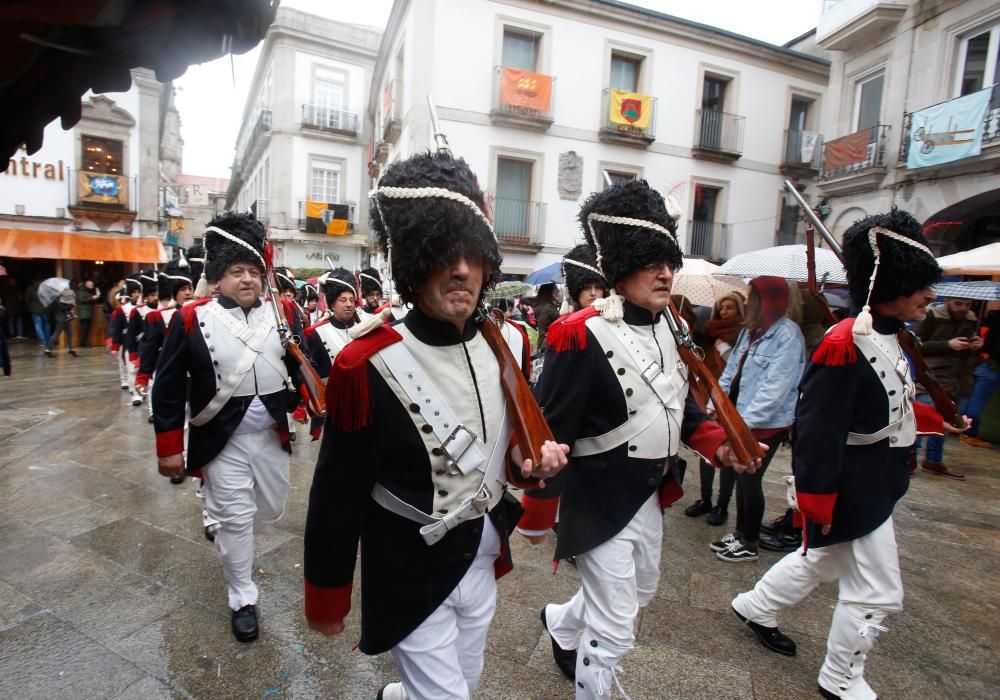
<box><xmin>0</xmin><ymin>341</ymin><xmax>997</xmax><ymax>699</ymax></box>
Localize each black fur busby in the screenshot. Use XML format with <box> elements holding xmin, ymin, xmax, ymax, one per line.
<box><xmin>274</xmin><ymin>266</ymin><xmax>297</xmax><ymax>292</ymax></box>
<box><xmin>123</xmin><ymin>275</ymin><xmax>142</xmax><ymax>296</ymax></box>
<box><xmin>139</xmin><ymin>269</ymin><xmax>159</xmax><ymax>297</ymax></box>
<box><xmin>842</xmin><ymin>208</ymin><xmax>941</xmax><ymax>309</ymax></box>
<box><xmin>203</xmin><ymin>212</ymin><xmax>266</xmax><ymax>283</ymax></box>
<box><xmin>156</xmin><ymin>270</ymin><xmax>173</xmax><ymax>300</ymax></box>
<box><xmin>579</xmin><ymin>180</ymin><xmax>681</xmax><ymax>287</ymax></box>
<box><xmin>369</xmin><ymin>151</ymin><xmax>501</xmax><ymax>304</ymax></box>
<box><xmin>158</xmin><ymin>262</ymin><xmax>193</xmax><ymax>301</ymax></box>
<box><xmin>299</xmin><ymin>283</ymin><xmax>319</xmax><ymax>304</ymax></box>
<box><xmin>319</xmin><ymin>267</ymin><xmax>357</xmax><ymax>304</ymax></box>
<box><xmin>563</xmin><ymin>243</ymin><xmax>608</xmax><ymax>305</ymax></box>
<box><xmin>179</xmin><ymin>244</ymin><xmax>205</xmax><ymax>286</ymax></box>
<box><xmin>358</xmin><ymin>267</ymin><xmax>382</xmax><ymax>296</ymax></box>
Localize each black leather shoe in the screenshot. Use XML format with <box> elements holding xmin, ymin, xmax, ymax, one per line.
<box><xmin>760</xmin><ymin>512</ymin><xmax>791</xmax><ymax>537</ymax></box>
<box><xmin>170</xmin><ymin>474</ymin><xmax>186</xmax><ymax>485</ymax></box>
<box><xmin>684</xmin><ymin>499</ymin><xmax>712</xmax><ymax>517</ymax></box>
<box><xmin>706</xmin><ymin>506</ymin><xmax>728</xmax><ymax>526</ymax></box>
<box><xmin>540</xmin><ymin>606</ymin><xmax>577</xmax><ymax>680</ymax></box>
<box><xmin>759</xmin><ymin>531</ymin><xmax>801</xmax><ymax>553</ymax></box>
<box><xmin>232</xmin><ymin>604</ymin><xmax>259</xmax><ymax>642</ymax></box>
<box><xmin>733</xmin><ymin>606</ymin><xmax>796</xmax><ymax>656</ymax></box>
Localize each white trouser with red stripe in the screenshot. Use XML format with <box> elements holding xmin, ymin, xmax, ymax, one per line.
<box><xmin>200</xmin><ymin>427</ymin><xmax>290</xmax><ymax>611</ymax></box>
<box><xmin>732</xmin><ymin>517</ymin><xmax>903</xmax><ymax>700</ymax></box>
<box><xmin>545</xmin><ymin>492</ymin><xmax>662</xmax><ymax>700</ymax></box>
<box><xmin>379</xmin><ymin>516</ymin><xmax>501</xmax><ymax>700</ymax></box>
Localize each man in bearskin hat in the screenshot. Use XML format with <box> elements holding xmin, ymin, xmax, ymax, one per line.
<box><xmin>109</xmin><ymin>274</ymin><xmax>144</xmax><ymax>401</ymax></box>
<box><xmin>303</xmin><ymin>150</ymin><xmax>569</xmax><ymax>700</ymax></box>
<box><xmin>136</xmin><ymin>262</ymin><xmax>193</xmax><ymax>431</ymax></box>
<box><xmin>731</xmin><ymin>209</ymin><xmax>968</xmax><ymax>700</ymax></box>
<box><xmin>517</xmin><ymin>180</ymin><xmax>760</xmax><ymax>698</ymax></box>
<box><xmin>154</xmin><ymin>212</ymin><xmax>308</xmax><ymax>642</ymax></box>
<box><xmin>358</xmin><ymin>266</ymin><xmax>384</xmax><ymax>316</ymax></box>
<box><xmin>299</xmin><ymin>282</ymin><xmax>322</xmax><ymax>326</ymax></box>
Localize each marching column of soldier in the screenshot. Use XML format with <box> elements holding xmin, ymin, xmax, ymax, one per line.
<box><xmin>101</xmin><ymin>135</ymin><xmax>972</xmax><ymax>698</ymax></box>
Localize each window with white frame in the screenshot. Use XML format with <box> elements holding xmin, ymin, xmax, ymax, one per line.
<box><xmin>502</xmin><ymin>29</ymin><xmax>539</xmax><ymax>71</ymax></box>
<box><xmin>310</xmin><ymin>162</ymin><xmax>341</xmax><ymax>203</ymax></box>
<box><xmin>854</xmin><ymin>72</ymin><xmax>884</xmax><ymax>131</ymax></box>
<box><xmin>956</xmin><ymin>23</ymin><xmax>999</xmax><ymax>104</ymax></box>
<box><xmin>610</xmin><ymin>53</ymin><xmax>641</xmax><ymax>91</ymax></box>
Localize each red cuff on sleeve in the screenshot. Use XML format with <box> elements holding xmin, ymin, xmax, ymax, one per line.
<box><xmin>517</xmin><ymin>492</ymin><xmax>559</xmax><ymax>532</ymax></box>
<box><xmin>687</xmin><ymin>421</ymin><xmax>728</xmax><ymax>466</ymax></box>
<box><xmin>913</xmin><ymin>401</ymin><xmax>945</xmax><ymax>436</ymax></box>
<box><xmin>797</xmin><ymin>491</ymin><xmax>837</xmax><ymax>526</ymax></box>
<box><xmin>135</xmin><ymin>372</ymin><xmax>150</xmax><ymax>389</ymax></box>
<box><xmin>304</xmin><ymin>579</ymin><xmax>352</xmax><ymax>625</ymax></box>
<box><xmin>111</xmin><ymin>343</ymin><xmax>121</xmax><ymax>353</ymax></box>
<box><xmin>129</xmin><ymin>351</ymin><xmax>138</xmax><ymax>362</ymax></box>
<box><xmin>155</xmin><ymin>428</ymin><xmax>184</xmax><ymax>458</ymax></box>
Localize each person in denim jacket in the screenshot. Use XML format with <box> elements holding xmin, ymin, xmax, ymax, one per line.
<box><xmin>712</xmin><ymin>276</ymin><xmax>806</xmax><ymax>561</ymax></box>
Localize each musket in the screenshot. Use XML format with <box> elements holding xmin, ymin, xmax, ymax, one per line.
<box><xmin>262</xmin><ymin>242</ymin><xmax>326</xmax><ymax>417</ymax></box>
<box><xmin>783</xmin><ymin>180</ymin><xmax>966</xmax><ymax>429</ymax></box>
<box><xmin>427</xmin><ymin>96</ymin><xmax>557</xmax><ymax>472</ymax></box>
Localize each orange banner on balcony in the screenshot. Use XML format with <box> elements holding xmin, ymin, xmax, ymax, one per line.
<box><xmin>822</xmin><ymin>129</ymin><xmax>871</xmax><ymax>171</ymax></box>
<box><xmin>500</xmin><ymin>68</ymin><xmax>552</xmax><ymax>112</ymax></box>
<box><xmin>0</xmin><ymin>228</ymin><xmax>166</xmax><ymax>262</ymax></box>
<box><xmin>77</xmin><ymin>171</ymin><xmax>128</xmax><ymax>206</ymax></box>
<box><xmin>609</xmin><ymin>90</ymin><xmax>651</xmax><ymax>129</ymax></box>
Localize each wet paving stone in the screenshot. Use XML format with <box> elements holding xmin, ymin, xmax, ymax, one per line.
<box><xmin>0</xmin><ymin>340</ymin><xmax>997</xmax><ymax>698</ymax></box>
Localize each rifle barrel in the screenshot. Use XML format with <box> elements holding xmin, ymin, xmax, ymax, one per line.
<box><xmin>783</xmin><ymin>179</ymin><xmax>843</xmax><ymax>260</ymax></box>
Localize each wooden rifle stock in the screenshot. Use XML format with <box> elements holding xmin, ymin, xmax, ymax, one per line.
<box><xmin>666</xmin><ymin>303</ymin><xmax>763</xmax><ymax>465</ymax></box>
<box><xmin>478</xmin><ymin>308</ymin><xmax>556</xmax><ymax>471</ymax></box>
<box><xmin>897</xmin><ymin>331</ymin><xmax>966</xmax><ymax>429</ymax></box>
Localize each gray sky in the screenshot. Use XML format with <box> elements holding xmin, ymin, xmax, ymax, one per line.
<box><xmin>174</xmin><ymin>0</ymin><xmax>821</xmax><ymax>179</ymax></box>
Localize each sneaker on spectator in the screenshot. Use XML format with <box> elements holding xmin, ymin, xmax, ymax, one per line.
<box><xmin>717</xmin><ymin>539</ymin><xmax>759</xmax><ymax>562</ymax></box>
<box><xmin>710</xmin><ymin>533</ymin><xmax>737</xmax><ymax>552</ymax></box>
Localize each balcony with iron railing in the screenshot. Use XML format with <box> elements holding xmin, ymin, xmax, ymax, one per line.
<box><xmin>296</xmin><ymin>200</ymin><xmax>356</xmax><ymax>233</ymax></box>
<box><xmin>487</xmin><ymin>195</ymin><xmax>546</xmax><ymax>250</ymax></box>
<box><xmin>781</xmin><ymin>129</ymin><xmax>823</xmax><ymax>175</ymax></box>
<box><xmin>489</xmin><ymin>65</ymin><xmax>555</xmax><ymax>131</ymax></box>
<box><xmin>381</xmin><ymin>78</ymin><xmax>402</xmax><ymax>144</ymax></box>
<box><xmin>687</xmin><ymin>221</ymin><xmax>732</xmax><ymax>260</ymax></box>
<box><xmin>692</xmin><ymin>109</ymin><xmax>745</xmax><ymax>162</ymax></box>
<box><xmin>817</xmin><ymin>124</ymin><xmax>889</xmax><ymax>196</ymax></box>
<box><xmin>67</xmin><ymin>169</ymin><xmax>138</xmax><ymax>232</ymax></box>
<box><xmin>899</xmin><ymin>86</ymin><xmax>1000</xmax><ymax>165</ymax></box>
<box><xmin>232</xmin><ymin>109</ymin><xmax>272</xmax><ymax>185</ymax></box>
<box><xmin>598</xmin><ymin>87</ymin><xmax>657</xmax><ymax>147</ymax></box>
<box><xmin>301</xmin><ymin>105</ymin><xmax>360</xmax><ymax>137</ymax></box>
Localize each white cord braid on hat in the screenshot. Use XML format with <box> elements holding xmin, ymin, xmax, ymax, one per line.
<box><xmin>165</xmin><ymin>274</ymin><xmax>192</xmax><ymax>285</ymax></box>
<box><xmin>125</xmin><ymin>278</ymin><xmax>141</xmax><ymax>288</ymax></box>
<box><xmin>854</xmin><ymin>225</ymin><xmax>935</xmax><ymax>336</ymax></box>
<box><xmin>586</xmin><ymin>212</ymin><xmax>677</xmax><ymax>322</ymax></box>
<box><xmin>359</xmin><ymin>272</ymin><xmax>381</xmax><ymax>288</ymax></box>
<box><xmin>563</xmin><ymin>257</ymin><xmax>607</xmax><ymax>280</ymax></box>
<box><xmin>196</xmin><ymin>225</ymin><xmax>267</xmax><ymax>298</ymax></box>
<box><xmin>318</xmin><ymin>273</ymin><xmax>357</xmax><ymax>296</ymax></box>
<box><xmin>276</xmin><ymin>272</ymin><xmax>296</xmax><ymax>289</ymax></box>
<box><xmin>369</xmin><ymin>186</ymin><xmax>496</xmax><ymax>240</ymax></box>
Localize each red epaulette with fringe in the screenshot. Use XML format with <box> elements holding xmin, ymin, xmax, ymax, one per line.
<box><xmin>811</xmin><ymin>317</ymin><xmax>858</xmax><ymax>367</ymax></box>
<box><xmin>304</xmin><ymin>318</ymin><xmax>329</xmax><ymax>340</ymax></box>
<box><xmin>545</xmin><ymin>307</ymin><xmax>598</xmax><ymax>353</ymax></box>
<box><xmin>181</xmin><ymin>298</ymin><xmax>213</xmax><ymax>334</ymax></box>
<box><xmin>146</xmin><ymin>310</ymin><xmax>162</xmax><ymax>325</ymax></box>
<box><xmin>327</xmin><ymin>324</ymin><xmax>403</xmax><ymax>432</ymax></box>
<box><xmin>280</xmin><ymin>298</ymin><xmax>300</xmax><ymax>325</ymax></box>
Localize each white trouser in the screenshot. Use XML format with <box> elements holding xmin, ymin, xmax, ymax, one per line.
<box><xmin>117</xmin><ymin>346</ymin><xmax>130</xmax><ymax>387</ymax></box>
<box><xmin>201</xmin><ymin>428</ymin><xmax>290</xmax><ymax>611</ymax></box>
<box><xmin>120</xmin><ymin>347</ymin><xmax>141</xmax><ymax>400</ymax></box>
<box><xmin>733</xmin><ymin>518</ymin><xmax>903</xmax><ymax>700</ymax></box>
<box><xmin>381</xmin><ymin>516</ymin><xmax>501</xmax><ymax>700</ymax></box>
<box><xmin>546</xmin><ymin>493</ymin><xmax>662</xmax><ymax>700</ymax></box>
<box><xmin>287</xmin><ymin>412</ymin><xmax>296</xmax><ymax>435</ymax></box>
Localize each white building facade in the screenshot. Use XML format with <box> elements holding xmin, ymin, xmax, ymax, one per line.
<box><xmin>813</xmin><ymin>0</ymin><xmax>1000</xmax><ymax>255</ymax></box>
<box><xmin>367</xmin><ymin>0</ymin><xmax>830</xmax><ymax>276</ymax></box>
<box><xmin>226</xmin><ymin>8</ymin><xmax>381</xmax><ymax>273</ymax></box>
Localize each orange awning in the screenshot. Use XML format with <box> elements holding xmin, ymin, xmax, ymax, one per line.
<box><xmin>0</xmin><ymin>228</ymin><xmax>167</xmax><ymax>263</ymax></box>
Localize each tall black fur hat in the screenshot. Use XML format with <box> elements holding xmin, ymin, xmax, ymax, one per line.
<box><xmin>274</xmin><ymin>266</ymin><xmax>296</xmax><ymax>292</ymax></box>
<box><xmin>158</xmin><ymin>261</ymin><xmax>193</xmax><ymax>301</ymax></box>
<box><xmin>358</xmin><ymin>267</ymin><xmax>382</xmax><ymax>296</ymax></box>
<box><xmin>139</xmin><ymin>269</ymin><xmax>159</xmax><ymax>297</ymax></box>
<box><xmin>563</xmin><ymin>243</ymin><xmax>608</xmax><ymax>304</ymax></box>
<box><xmin>202</xmin><ymin>212</ymin><xmax>266</xmax><ymax>283</ymax></box>
<box><xmin>123</xmin><ymin>274</ymin><xmax>142</xmax><ymax>296</ymax></box>
<box><xmin>299</xmin><ymin>283</ymin><xmax>318</xmax><ymax>304</ymax></box>
<box><xmin>318</xmin><ymin>267</ymin><xmax>357</xmax><ymax>304</ymax></box>
<box><xmin>179</xmin><ymin>244</ymin><xmax>205</xmax><ymax>287</ymax></box>
<box><xmin>369</xmin><ymin>151</ymin><xmax>501</xmax><ymax>304</ymax></box>
<box><xmin>579</xmin><ymin>180</ymin><xmax>681</xmax><ymax>287</ymax></box>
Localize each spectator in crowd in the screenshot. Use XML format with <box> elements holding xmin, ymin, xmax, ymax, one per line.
<box><xmin>75</xmin><ymin>279</ymin><xmax>101</xmax><ymax>347</ymax></box>
<box><xmin>25</xmin><ymin>277</ymin><xmax>50</xmax><ymax>346</ymax></box>
<box><xmin>915</xmin><ymin>296</ymin><xmax>982</xmax><ymax>478</ymax></box>
<box><xmin>561</xmin><ymin>243</ymin><xmax>607</xmax><ymax>313</ymax></box>
<box><xmin>533</xmin><ymin>282</ymin><xmax>561</xmax><ymax>352</ymax></box>
<box><xmin>1</xmin><ymin>277</ymin><xmax>25</xmax><ymax>339</ymax></box>
<box><xmin>712</xmin><ymin>277</ymin><xmax>805</xmax><ymax>561</ymax></box>
<box><xmin>687</xmin><ymin>290</ymin><xmax>746</xmax><ymax>525</ymax></box>
<box><xmin>959</xmin><ymin>308</ymin><xmax>997</xmax><ymax>448</ymax></box>
<box><xmin>44</xmin><ymin>288</ymin><xmax>78</xmax><ymax>357</ymax></box>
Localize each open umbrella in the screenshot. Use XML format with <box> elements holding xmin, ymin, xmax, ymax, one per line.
<box><xmin>673</xmin><ymin>257</ymin><xmax>746</xmax><ymax>307</ymax></box>
<box><xmin>935</xmin><ymin>243</ymin><xmax>1000</xmax><ymax>275</ymax></box>
<box><xmin>933</xmin><ymin>280</ymin><xmax>1000</xmax><ymax>301</ymax></box>
<box><xmin>37</xmin><ymin>277</ymin><xmax>70</xmax><ymax>307</ymax></box>
<box><xmin>489</xmin><ymin>281</ymin><xmax>534</xmax><ymax>299</ymax></box>
<box><xmin>524</xmin><ymin>261</ymin><xmax>564</xmax><ymax>285</ymax></box>
<box><xmin>718</xmin><ymin>244</ymin><xmax>847</xmax><ymax>284</ymax></box>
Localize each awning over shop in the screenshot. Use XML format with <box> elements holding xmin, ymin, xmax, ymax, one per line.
<box><xmin>0</xmin><ymin>228</ymin><xmax>166</xmax><ymax>263</ymax></box>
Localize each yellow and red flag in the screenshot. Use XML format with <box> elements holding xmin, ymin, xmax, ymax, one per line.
<box><xmin>500</xmin><ymin>68</ymin><xmax>553</xmax><ymax>112</ymax></box>
<box><xmin>609</xmin><ymin>89</ymin><xmax>651</xmax><ymax>129</ymax></box>
<box><xmin>306</xmin><ymin>201</ymin><xmax>349</xmax><ymax>236</ymax></box>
